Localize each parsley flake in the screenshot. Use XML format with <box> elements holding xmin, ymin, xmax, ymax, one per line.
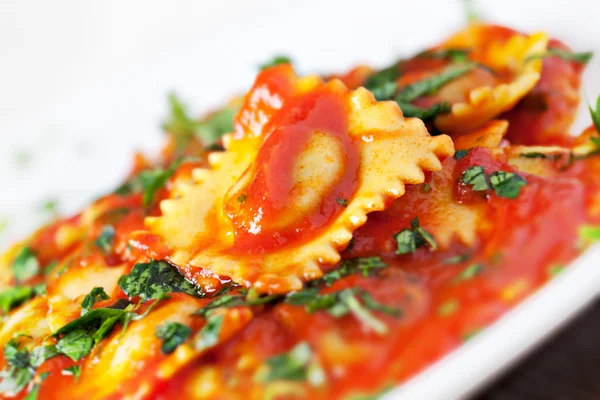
<box><xmin>527</xmin><ymin>48</ymin><xmax>593</xmax><ymax>64</ymax></box>
<box><xmin>397</xmin><ymin>101</ymin><xmax>451</xmax><ymax>121</ymax></box>
<box><xmin>578</xmin><ymin>225</ymin><xmax>600</xmax><ymax>242</ymax></box>
<box><xmin>236</xmin><ymin>194</ymin><xmax>247</xmax><ymax>203</ymax></box>
<box><xmin>0</xmin><ymin>284</ymin><xmax>45</xmax><ymax>314</ymax></box>
<box><xmin>259</xmin><ymin>342</ymin><xmax>317</xmax><ymax>383</ymax></box>
<box><xmin>80</xmin><ymin>287</ymin><xmax>110</xmax><ymax>316</ymax></box>
<box><xmin>156</xmin><ymin>322</ymin><xmax>192</xmax><ymax>354</ymax></box>
<box><xmin>489</xmin><ymin>171</ymin><xmax>526</xmax><ymax>199</ymax></box>
<box><xmin>12</xmin><ymin>247</ymin><xmax>40</xmax><ymax>284</ymax></box>
<box><xmin>455</xmin><ymin>263</ymin><xmax>483</xmax><ymax>282</ymax></box>
<box><xmin>393</xmin><ymin>217</ymin><xmax>437</xmax><ymax>255</ymax></box>
<box><xmin>364</xmin><ymin>65</ymin><xmax>402</xmax><ymax>101</ymax></box>
<box><xmin>259</xmin><ymin>55</ymin><xmax>292</xmax><ymax>70</ymax></box>
<box><xmin>461</xmin><ymin>166</ymin><xmax>489</xmax><ymax>191</ymax></box>
<box><xmin>589</xmin><ymin>95</ymin><xmax>600</xmax><ymax>133</ymax></box>
<box><xmin>454</xmin><ymin>149</ymin><xmax>470</xmax><ymax>160</ymax></box>
<box><xmin>94</xmin><ymin>226</ymin><xmax>115</xmax><ymax>254</ymax></box>
<box><xmin>336</xmin><ymin>198</ymin><xmax>348</xmax><ymax>207</ymax></box>
<box><xmin>63</xmin><ymin>366</ymin><xmax>81</xmax><ymax>380</ymax></box>
<box><xmin>195</xmin><ymin>313</ymin><xmax>224</xmax><ymax>351</ymax></box>
<box><xmin>118</xmin><ymin>260</ymin><xmax>202</xmax><ymax>302</ymax></box>
<box><xmin>396</xmin><ymin>63</ymin><xmax>476</xmax><ymax>103</ymax></box>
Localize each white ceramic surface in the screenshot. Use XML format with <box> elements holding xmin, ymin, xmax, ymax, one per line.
<box><xmin>1</xmin><ymin>1</ymin><xmax>599</xmax><ymax>399</ymax></box>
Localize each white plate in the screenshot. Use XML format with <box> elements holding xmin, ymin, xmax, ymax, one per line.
<box><xmin>1</xmin><ymin>1</ymin><xmax>599</xmax><ymax>399</ymax></box>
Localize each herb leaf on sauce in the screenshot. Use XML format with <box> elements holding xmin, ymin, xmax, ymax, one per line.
<box><xmin>94</xmin><ymin>226</ymin><xmax>115</xmax><ymax>254</ymax></box>
<box><xmin>0</xmin><ymin>284</ymin><xmax>45</xmax><ymax>314</ymax></box>
<box><xmin>418</xmin><ymin>48</ymin><xmax>470</xmax><ymax>62</ymax></box>
<box><xmin>259</xmin><ymin>55</ymin><xmax>292</xmax><ymax>70</ymax></box>
<box><xmin>364</xmin><ymin>64</ymin><xmax>402</xmax><ymax>101</ymax></box>
<box><xmin>258</xmin><ymin>341</ymin><xmax>325</xmax><ymax>386</ymax></box>
<box><xmin>489</xmin><ymin>171</ymin><xmax>527</xmax><ymax>199</ymax></box>
<box><xmin>118</xmin><ymin>260</ymin><xmax>202</xmax><ymax>302</ymax></box>
<box><xmin>195</xmin><ymin>313</ymin><xmax>224</xmax><ymax>351</ymax></box>
<box><xmin>395</xmin><ymin>63</ymin><xmax>475</xmax><ymax>103</ymax></box>
<box><xmin>12</xmin><ymin>247</ymin><xmax>40</xmax><ymax>283</ymax></box>
<box><xmin>81</xmin><ymin>287</ymin><xmax>110</xmax><ymax>316</ymax></box>
<box><xmin>461</xmin><ymin>166</ymin><xmax>489</xmax><ymax>191</ymax></box>
<box><xmin>63</xmin><ymin>366</ymin><xmax>81</xmax><ymax>380</ymax></box>
<box><xmin>393</xmin><ymin>217</ymin><xmax>437</xmax><ymax>255</ymax></box>
<box><xmin>589</xmin><ymin>94</ymin><xmax>600</xmax><ymax>133</ymax></box>
<box><xmin>156</xmin><ymin>322</ymin><xmax>192</xmax><ymax>354</ymax></box>
<box><xmin>0</xmin><ymin>339</ymin><xmax>58</xmax><ymax>395</ymax></box>
<box><xmin>397</xmin><ymin>101</ymin><xmax>451</xmax><ymax>120</ymax></box>
<box><xmin>527</xmin><ymin>48</ymin><xmax>593</xmax><ymax>64</ymax></box>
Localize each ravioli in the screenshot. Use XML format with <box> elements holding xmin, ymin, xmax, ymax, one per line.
<box><xmin>147</xmin><ymin>65</ymin><xmax>453</xmax><ymax>293</ymax></box>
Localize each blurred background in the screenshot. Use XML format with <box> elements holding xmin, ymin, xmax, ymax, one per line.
<box><xmin>1</xmin><ymin>0</ymin><xmax>600</xmax><ymax>398</ymax></box>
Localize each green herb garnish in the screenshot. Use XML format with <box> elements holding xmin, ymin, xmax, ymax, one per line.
<box><xmin>397</xmin><ymin>101</ymin><xmax>451</xmax><ymax>120</ymax></box>
<box><xmin>527</xmin><ymin>48</ymin><xmax>593</xmax><ymax>64</ymax></box>
<box><xmin>489</xmin><ymin>171</ymin><xmax>526</xmax><ymax>199</ymax></box>
<box><xmin>589</xmin><ymin>95</ymin><xmax>600</xmax><ymax>133</ymax></box>
<box><xmin>63</xmin><ymin>366</ymin><xmax>81</xmax><ymax>380</ymax></box>
<box><xmin>259</xmin><ymin>341</ymin><xmax>317</xmax><ymax>382</ymax></box>
<box><xmin>336</xmin><ymin>198</ymin><xmax>349</xmax><ymax>207</ymax></box>
<box><xmin>454</xmin><ymin>149</ymin><xmax>470</xmax><ymax>160</ymax></box>
<box><xmin>12</xmin><ymin>247</ymin><xmax>40</xmax><ymax>283</ymax></box>
<box><xmin>259</xmin><ymin>55</ymin><xmax>292</xmax><ymax>70</ymax></box>
<box><xmin>118</xmin><ymin>260</ymin><xmax>202</xmax><ymax>302</ymax></box>
<box><xmin>364</xmin><ymin>65</ymin><xmax>402</xmax><ymax>101</ymax></box>
<box><xmin>455</xmin><ymin>263</ymin><xmax>484</xmax><ymax>282</ymax></box>
<box><xmin>236</xmin><ymin>194</ymin><xmax>247</xmax><ymax>203</ymax></box>
<box><xmin>156</xmin><ymin>322</ymin><xmax>192</xmax><ymax>354</ymax></box>
<box><xmin>393</xmin><ymin>217</ymin><xmax>437</xmax><ymax>255</ymax></box>
<box><xmin>319</xmin><ymin>257</ymin><xmax>387</xmax><ymax>286</ymax></box>
<box><xmin>395</xmin><ymin>63</ymin><xmax>475</xmax><ymax>103</ymax></box>
<box><xmin>94</xmin><ymin>226</ymin><xmax>115</xmax><ymax>254</ymax></box>
<box><xmin>418</xmin><ymin>48</ymin><xmax>470</xmax><ymax>62</ymax></box>
<box><xmin>461</xmin><ymin>166</ymin><xmax>489</xmax><ymax>191</ymax></box>
<box><xmin>0</xmin><ymin>284</ymin><xmax>45</xmax><ymax>313</ymax></box>
<box><xmin>195</xmin><ymin>313</ymin><xmax>224</xmax><ymax>351</ymax></box>
<box><xmin>80</xmin><ymin>287</ymin><xmax>110</xmax><ymax>316</ymax></box>
<box><xmin>578</xmin><ymin>225</ymin><xmax>600</xmax><ymax>242</ymax></box>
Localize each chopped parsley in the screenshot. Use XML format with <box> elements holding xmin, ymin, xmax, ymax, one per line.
<box><xmin>257</xmin><ymin>342</ymin><xmax>322</xmax><ymax>383</ymax></box>
<box><xmin>397</xmin><ymin>101</ymin><xmax>451</xmax><ymax>121</ymax></box>
<box><xmin>56</xmin><ymin>330</ymin><xmax>94</xmax><ymax>361</ymax></box>
<box><xmin>364</xmin><ymin>64</ymin><xmax>402</xmax><ymax>101</ymax></box>
<box><xmin>23</xmin><ymin>371</ymin><xmax>49</xmax><ymax>400</ymax></box>
<box><xmin>454</xmin><ymin>149</ymin><xmax>470</xmax><ymax>160</ymax></box>
<box><xmin>395</xmin><ymin>63</ymin><xmax>475</xmax><ymax>103</ymax></box>
<box><xmin>115</xmin><ymin>158</ymin><xmax>184</xmax><ymax>207</ymax></box>
<box><xmin>12</xmin><ymin>247</ymin><xmax>40</xmax><ymax>283</ymax></box>
<box><xmin>80</xmin><ymin>287</ymin><xmax>110</xmax><ymax>316</ymax></box>
<box><xmin>0</xmin><ymin>284</ymin><xmax>45</xmax><ymax>313</ymax></box>
<box><xmin>520</xmin><ymin>152</ymin><xmax>562</xmax><ymax>160</ymax></box>
<box><xmin>444</xmin><ymin>253</ymin><xmax>471</xmax><ymax>265</ymax></box>
<box><xmin>0</xmin><ymin>339</ymin><xmax>57</xmax><ymax>395</ymax></box>
<box><xmin>421</xmin><ymin>183</ymin><xmax>432</xmax><ymax>193</ymax></box>
<box><xmin>461</xmin><ymin>166</ymin><xmax>489</xmax><ymax>191</ymax></box>
<box><xmin>259</xmin><ymin>55</ymin><xmax>292</xmax><ymax>70</ymax></box>
<box><xmin>162</xmin><ymin>93</ymin><xmax>236</xmax><ymax>148</ymax></box>
<box><xmin>63</xmin><ymin>366</ymin><xmax>81</xmax><ymax>380</ymax></box>
<box><xmin>118</xmin><ymin>260</ymin><xmax>202</xmax><ymax>302</ymax></box>
<box><xmin>194</xmin><ymin>292</ymin><xmax>281</xmax><ymax>317</ymax></box>
<box><xmin>94</xmin><ymin>226</ymin><xmax>115</xmax><ymax>254</ymax></box>
<box><xmin>489</xmin><ymin>171</ymin><xmax>527</xmax><ymax>199</ymax></box>
<box><xmin>417</xmin><ymin>48</ymin><xmax>470</xmax><ymax>62</ymax></box>
<box><xmin>195</xmin><ymin>313</ymin><xmax>224</xmax><ymax>351</ymax></box>
<box><xmin>156</xmin><ymin>322</ymin><xmax>192</xmax><ymax>354</ymax></box>
<box><xmin>41</xmin><ymin>199</ymin><xmax>59</xmax><ymax>215</ymax></box>
<box><xmin>393</xmin><ymin>217</ymin><xmax>437</xmax><ymax>255</ymax></box>
<box><xmin>438</xmin><ymin>300</ymin><xmax>459</xmax><ymax>316</ymax></box>
<box><xmin>336</xmin><ymin>198</ymin><xmax>349</xmax><ymax>207</ymax></box>
<box><xmin>52</xmin><ymin>308</ymin><xmax>132</xmax><ymax>361</ymax></box>
<box><xmin>236</xmin><ymin>194</ymin><xmax>247</xmax><ymax>203</ymax></box>
<box><xmin>461</xmin><ymin>166</ymin><xmax>526</xmax><ymax>199</ymax></box>
<box><xmin>454</xmin><ymin>263</ymin><xmax>484</xmax><ymax>282</ymax></box>
<box><xmin>319</xmin><ymin>257</ymin><xmax>387</xmax><ymax>286</ymax></box>
<box><xmin>589</xmin><ymin>94</ymin><xmax>600</xmax><ymax>133</ymax></box>
<box><xmin>578</xmin><ymin>225</ymin><xmax>600</xmax><ymax>242</ymax></box>
<box><xmin>527</xmin><ymin>48</ymin><xmax>593</xmax><ymax>64</ymax></box>
<box><xmin>285</xmin><ymin>288</ymin><xmax>400</xmax><ymax>335</ymax></box>
<box><xmin>548</xmin><ymin>264</ymin><xmax>564</xmax><ymax>277</ymax></box>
